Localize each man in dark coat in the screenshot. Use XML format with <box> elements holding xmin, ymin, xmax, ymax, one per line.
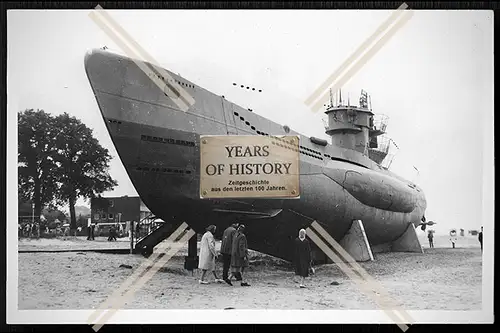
<box><xmin>108</xmin><ymin>225</ymin><xmax>117</xmax><ymax>241</ymax></box>
<box><xmin>88</xmin><ymin>223</ymin><xmax>95</xmax><ymax>240</ymax></box>
<box><xmin>221</xmin><ymin>222</ymin><xmax>238</xmax><ymax>285</ymax></box>
<box><xmin>231</xmin><ymin>224</ymin><xmax>250</xmax><ymax>287</ymax></box>
<box><xmin>478</xmin><ymin>226</ymin><xmax>483</xmax><ymax>252</ymax></box>
<box><xmin>294</xmin><ymin>228</ymin><xmax>312</xmax><ymax>288</ymax></box>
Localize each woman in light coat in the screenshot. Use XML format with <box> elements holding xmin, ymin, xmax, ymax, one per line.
<box><xmin>198</xmin><ymin>225</ymin><xmax>223</xmax><ymax>284</ymax></box>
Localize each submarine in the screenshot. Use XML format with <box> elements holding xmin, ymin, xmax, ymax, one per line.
<box><xmin>83</xmin><ymin>48</ymin><xmax>427</xmax><ymax>263</ymax></box>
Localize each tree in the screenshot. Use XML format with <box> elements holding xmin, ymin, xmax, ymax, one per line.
<box><xmin>53</xmin><ymin>112</ymin><xmax>118</xmax><ymax>230</ymax></box>
<box><xmin>18</xmin><ymin>109</ymin><xmax>60</xmax><ymax>219</ymax></box>
<box><xmin>41</xmin><ymin>207</ymin><xmax>67</xmax><ymax>224</ymax></box>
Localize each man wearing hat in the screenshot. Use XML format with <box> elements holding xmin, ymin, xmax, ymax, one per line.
<box><xmin>221</xmin><ymin>222</ymin><xmax>238</xmax><ymax>285</ymax></box>
<box><xmin>230</xmin><ymin>224</ymin><xmax>250</xmax><ymax>287</ymax></box>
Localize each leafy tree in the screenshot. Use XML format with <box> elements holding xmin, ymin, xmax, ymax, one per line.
<box><xmin>52</xmin><ymin>112</ymin><xmax>118</xmax><ymax>230</ymax></box>
<box><xmin>18</xmin><ymin>109</ymin><xmax>60</xmax><ymax>219</ymax></box>
<box><xmin>18</xmin><ymin>109</ymin><xmax>118</xmax><ymax>231</ymax></box>
<box><xmin>41</xmin><ymin>207</ymin><xmax>67</xmax><ymax>223</ymax></box>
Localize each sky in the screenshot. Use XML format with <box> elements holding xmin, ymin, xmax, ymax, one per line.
<box><xmin>7</xmin><ymin>9</ymin><xmax>493</xmax><ymax>235</ymax></box>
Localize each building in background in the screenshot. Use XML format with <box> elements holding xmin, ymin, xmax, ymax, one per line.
<box><xmin>90</xmin><ymin>195</ymin><xmax>162</xmax><ymax>237</ymax></box>
<box><xmin>18</xmin><ymin>200</ymin><xmax>35</xmax><ymax>225</ymax></box>
<box><xmin>91</xmin><ymin>195</ymin><xmax>141</xmax><ymax>224</ymax></box>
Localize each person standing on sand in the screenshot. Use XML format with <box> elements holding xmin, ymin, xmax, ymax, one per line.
<box><xmin>450</xmin><ymin>231</ymin><xmax>457</xmax><ymax>249</ymax></box>
<box><xmin>108</xmin><ymin>225</ymin><xmax>114</xmax><ymax>241</ymax></box>
<box><xmin>450</xmin><ymin>237</ymin><xmax>457</xmax><ymax>248</ymax></box>
<box><xmin>231</xmin><ymin>224</ymin><xmax>250</xmax><ymax>287</ymax></box>
<box><xmin>198</xmin><ymin>225</ymin><xmax>223</xmax><ymax>284</ymax></box>
<box><xmin>478</xmin><ymin>226</ymin><xmax>483</xmax><ymax>252</ymax></box>
<box><xmin>427</xmin><ymin>230</ymin><xmax>434</xmax><ymax>248</ymax></box>
<box><xmin>110</xmin><ymin>225</ymin><xmax>118</xmax><ymax>241</ymax></box>
<box><xmin>112</xmin><ymin>225</ymin><xmax>118</xmax><ymax>241</ymax></box>
<box><xmin>221</xmin><ymin>222</ymin><xmax>238</xmax><ymax>286</ymax></box>
<box><xmin>294</xmin><ymin>229</ymin><xmax>312</xmax><ymax>288</ymax></box>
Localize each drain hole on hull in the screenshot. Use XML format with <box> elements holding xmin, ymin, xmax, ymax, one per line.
<box><xmin>232</xmin><ymin>111</ymin><xmax>324</xmax><ymax>161</ymax></box>
<box><xmin>141</xmin><ymin>135</ymin><xmax>195</xmax><ymax>147</ymax></box>
<box><xmin>135</xmin><ymin>165</ymin><xmax>192</xmax><ymax>175</ymax></box>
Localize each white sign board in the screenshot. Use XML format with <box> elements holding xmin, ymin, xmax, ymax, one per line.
<box><xmin>200</xmin><ymin>135</ymin><xmax>300</xmax><ymax>199</ymax></box>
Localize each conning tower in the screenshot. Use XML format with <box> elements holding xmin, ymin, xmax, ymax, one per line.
<box><xmin>324</xmin><ymin>89</ymin><xmax>390</xmax><ymax>164</ymax></box>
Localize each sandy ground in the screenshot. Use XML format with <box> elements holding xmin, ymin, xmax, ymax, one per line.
<box><xmin>17</xmin><ymin>232</ymin><xmax>479</xmax><ymax>251</ymax></box>
<box><xmin>18</xmin><ymin>236</ymin><xmax>130</xmax><ymax>251</ymax></box>
<box><xmin>17</xmin><ymin>233</ymin><xmax>482</xmax><ymax>310</ymax></box>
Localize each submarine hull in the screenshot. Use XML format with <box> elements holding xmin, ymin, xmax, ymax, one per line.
<box><xmin>84</xmin><ymin>49</ymin><xmax>427</xmax><ymax>262</ymax></box>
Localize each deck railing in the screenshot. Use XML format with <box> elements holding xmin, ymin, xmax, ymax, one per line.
<box><xmin>372</xmin><ymin>114</ymin><xmax>389</xmax><ymax>133</ymax></box>
<box><xmin>131</xmin><ymin>212</ymin><xmax>166</xmax><ymax>247</ymax></box>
